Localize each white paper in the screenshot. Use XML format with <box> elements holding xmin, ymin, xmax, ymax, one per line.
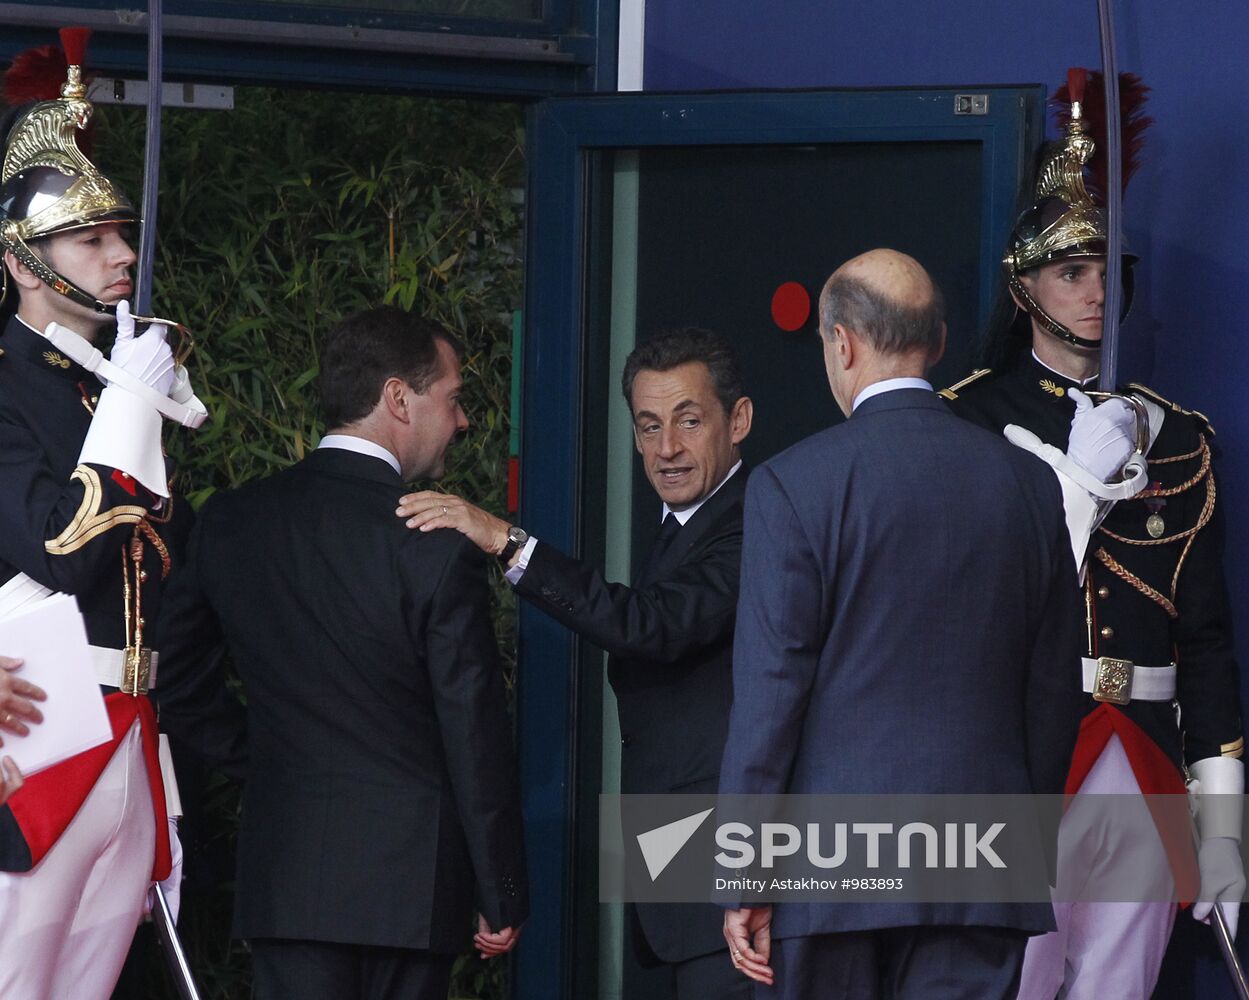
<box><xmin>0</xmin><ymin>592</ymin><xmax>112</xmax><ymax>776</ymax></box>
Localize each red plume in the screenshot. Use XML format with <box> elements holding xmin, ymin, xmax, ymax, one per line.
<box><xmin>1066</xmin><ymin>67</ymin><xmax>1087</xmax><ymax>108</ymax></box>
<box><xmin>3</xmin><ymin>44</ymin><xmax>67</xmax><ymax>105</ymax></box>
<box><xmin>58</xmin><ymin>27</ymin><xmax>91</xmax><ymax>69</ymax></box>
<box><xmin>1054</xmin><ymin>68</ymin><xmax>1153</xmax><ymax>200</ymax></box>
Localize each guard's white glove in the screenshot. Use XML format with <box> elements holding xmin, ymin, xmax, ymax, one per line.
<box><xmin>108</xmin><ymin>300</ymin><xmax>176</xmax><ymax>398</ymax></box>
<box><xmin>1190</xmin><ymin>756</ymin><xmax>1244</xmax><ymax>938</ymax></box>
<box><xmin>1194</xmin><ymin>838</ymin><xmax>1243</xmax><ymax>938</ymax></box>
<box><xmin>1067</xmin><ymin>388</ymin><xmax>1136</xmax><ymax>483</ymax></box>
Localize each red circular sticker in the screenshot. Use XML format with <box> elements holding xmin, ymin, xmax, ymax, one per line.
<box><xmin>771</xmin><ymin>281</ymin><xmax>810</xmax><ymax>332</ymax></box>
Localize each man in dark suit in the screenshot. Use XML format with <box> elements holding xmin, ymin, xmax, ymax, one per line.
<box><xmin>719</xmin><ymin>250</ymin><xmax>1085</xmax><ymax>1000</ymax></box>
<box><xmin>397</xmin><ymin>327</ymin><xmax>753</xmax><ymax>998</ymax></box>
<box><xmin>156</xmin><ymin>306</ymin><xmax>528</xmax><ymax>1000</ymax></box>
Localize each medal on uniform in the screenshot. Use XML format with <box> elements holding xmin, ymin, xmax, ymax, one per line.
<box><xmin>1144</xmin><ymin>481</ymin><xmax>1166</xmax><ymax>539</ymax></box>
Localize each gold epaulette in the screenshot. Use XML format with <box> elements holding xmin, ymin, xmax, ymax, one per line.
<box><xmin>937</xmin><ymin>368</ymin><xmax>992</xmax><ymax>400</ymax></box>
<box><xmin>1127</xmin><ymin>383</ymin><xmax>1215</xmax><ymax>436</ymax></box>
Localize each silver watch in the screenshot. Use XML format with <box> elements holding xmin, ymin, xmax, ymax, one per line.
<box><xmin>498</xmin><ymin>524</ymin><xmax>528</xmax><ymax>563</ymax></box>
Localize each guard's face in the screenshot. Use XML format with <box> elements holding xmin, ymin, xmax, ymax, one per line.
<box><xmin>631</xmin><ymin>362</ymin><xmax>750</xmax><ymax>512</ymax></box>
<box><xmin>40</xmin><ymin>222</ymin><xmax>136</xmax><ymax>306</ymax></box>
<box><xmin>1019</xmin><ymin>256</ymin><xmax>1106</xmax><ymax>344</ymax></box>
<box><xmin>403</xmin><ymin>338</ymin><xmax>469</xmax><ymax>481</ymax></box>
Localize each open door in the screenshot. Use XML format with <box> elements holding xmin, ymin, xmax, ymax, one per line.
<box><xmin>514</xmin><ymin>86</ymin><xmax>1044</xmax><ymax>1000</ymax></box>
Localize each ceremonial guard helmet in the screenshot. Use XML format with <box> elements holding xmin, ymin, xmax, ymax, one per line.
<box><xmin>0</xmin><ymin>28</ymin><xmax>137</xmax><ymax>315</ymax></box>
<box><xmin>1002</xmin><ymin>68</ymin><xmax>1150</xmax><ymax>352</ymax></box>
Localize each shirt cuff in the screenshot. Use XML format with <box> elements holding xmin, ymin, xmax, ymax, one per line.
<box><xmin>503</xmin><ymin>535</ymin><xmax>539</xmax><ymax>585</ymax></box>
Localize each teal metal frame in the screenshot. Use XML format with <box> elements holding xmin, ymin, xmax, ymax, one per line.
<box><xmin>0</xmin><ymin>0</ymin><xmax>611</xmax><ymax>97</ymax></box>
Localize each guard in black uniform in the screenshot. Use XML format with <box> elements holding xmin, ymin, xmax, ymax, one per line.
<box><xmin>944</xmin><ymin>69</ymin><xmax>1243</xmax><ymax>999</ymax></box>
<box><xmin>0</xmin><ymin>29</ymin><xmax>200</xmax><ymax>999</ymax></box>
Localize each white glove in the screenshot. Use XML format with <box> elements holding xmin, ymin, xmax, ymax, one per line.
<box><xmin>1190</xmin><ymin>756</ymin><xmax>1244</xmax><ymax>937</ymax></box>
<box><xmin>108</xmin><ymin>300</ymin><xmax>176</xmax><ymax>398</ymax></box>
<box><xmin>1067</xmin><ymin>388</ymin><xmax>1137</xmax><ymax>484</ymax></box>
<box><xmin>1194</xmin><ymin>837</ymin><xmax>1244</xmax><ymax>938</ymax></box>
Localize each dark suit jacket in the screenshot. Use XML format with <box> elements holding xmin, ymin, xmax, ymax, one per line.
<box><xmin>513</xmin><ymin>467</ymin><xmax>746</xmax><ymax>962</ymax></box>
<box><xmin>155</xmin><ymin>447</ymin><xmax>528</xmax><ymax>952</ymax></box>
<box><xmin>719</xmin><ymin>389</ymin><xmax>1085</xmax><ymax>938</ymax></box>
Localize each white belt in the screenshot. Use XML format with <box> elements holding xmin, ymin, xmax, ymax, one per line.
<box><xmin>1082</xmin><ymin>656</ymin><xmax>1175</xmax><ymax>704</ymax></box>
<box><xmin>90</xmin><ymin>645</ymin><xmax>159</xmax><ymax>691</ymax></box>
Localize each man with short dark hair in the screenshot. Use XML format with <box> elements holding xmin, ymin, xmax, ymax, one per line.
<box><xmin>398</xmin><ymin>326</ymin><xmax>754</xmax><ymax>999</ymax></box>
<box><xmin>156</xmin><ymin>305</ymin><xmax>528</xmax><ymax>1000</ymax></box>
<box><xmin>720</xmin><ymin>249</ymin><xmax>1084</xmax><ymax>1000</ymax></box>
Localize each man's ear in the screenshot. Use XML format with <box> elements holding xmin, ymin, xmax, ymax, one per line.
<box><xmin>729</xmin><ymin>396</ymin><xmax>753</xmax><ymax>447</ymax></box>
<box><xmin>3</xmin><ymin>250</ymin><xmax>40</xmax><ymax>293</ymax></box>
<box><xmin>835</xmin><ymin>323</ymin><xmax>855</xmax><ymax>370</ymax></box>
<box><xmin>382</xmin><ymin>377</ymin><xmax>409</xmax><ymax>421</ymax></box>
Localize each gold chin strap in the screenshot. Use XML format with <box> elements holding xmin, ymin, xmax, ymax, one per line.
<box><xmin>1</xmin><ymin>226</ymin><xmax>113</xmax><ymax>314</ymax></box>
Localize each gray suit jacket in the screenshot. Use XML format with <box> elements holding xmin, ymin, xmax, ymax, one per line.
<box><xmin>719</xmin><ymin>388</ymin><xmax>1084</xmax><ymax>938</ymax></box>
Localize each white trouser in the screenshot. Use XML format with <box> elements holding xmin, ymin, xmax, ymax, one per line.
<box><xmin>0</xmin><ymin>718</ymin><xmax>156</xmax><ymax>1000</ymax></box>
<box><xmin>1017</xmin><ymin>734</ymin><xmax>1177</xmax><ymax>1000</ymax></box>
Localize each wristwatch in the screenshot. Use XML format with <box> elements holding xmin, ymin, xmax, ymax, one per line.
<box><xmin>498</xmin><ymin>524</ymin><xmax>529</xmax><ymax>564</ymax></box>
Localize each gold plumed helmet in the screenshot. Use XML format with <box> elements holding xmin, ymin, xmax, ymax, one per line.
<box><xmin>1003</xmin><ymin>68</ymin><xmax>1149</xmax><ymax>352</ymax></box>
<box><xmin>0</xmin><ymin>28</ymin><xmax>137</xmax><ymax>315</ymax></box>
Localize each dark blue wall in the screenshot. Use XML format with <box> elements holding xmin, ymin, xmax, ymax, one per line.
<box><xmin>645</xmin><ymin>4</ymin><xmax>1249</xmax><ymax>996</ymax></box>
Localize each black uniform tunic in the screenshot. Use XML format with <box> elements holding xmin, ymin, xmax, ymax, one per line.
<box><xmin>945</xmin><ymin>352</ymin><xmax>1242</xmax><ymax>773</ymax></box>
<box><xmin>0</xmin><ymin>313</ymin><xmax>187</xmax><ymax>871</ymax></box>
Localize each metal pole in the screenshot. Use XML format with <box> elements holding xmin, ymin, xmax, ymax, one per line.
<box><xmin>135</xmin><ymin>0</ymin><xmax>162</xmax><ymax>315</ymax></box>
<box><xmin>150</xmin><ymin>884</ymin><xmax>203</xmax><ymax>1000</ymax></box>
<box><xmin>1213</xmin><ymin>904</ymin><xmax>1249</xmax><ymax>1000</ymax></box>
<box><xmin>1095</xmin><ymin>0</ymin><xmax>1123</xmax><ymax>391</ymax></box>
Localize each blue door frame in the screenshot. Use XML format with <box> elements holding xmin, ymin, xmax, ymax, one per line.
<box><xmin>515</xmin><ymin>85</ymin><xmax>1044</xmax><ymax>1000</ymax></box>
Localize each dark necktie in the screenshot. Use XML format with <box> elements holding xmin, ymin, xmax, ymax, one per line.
<box><xmin>638</xmin><ymin>513</ymin><xmax>682</xmax><ymax>585</ymax></box>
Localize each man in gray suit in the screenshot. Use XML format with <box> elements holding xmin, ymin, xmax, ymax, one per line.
<box><xmin>719</xmin><ymin>249</ymin><xmax>1085</xmax><ymax>999</ymax></box>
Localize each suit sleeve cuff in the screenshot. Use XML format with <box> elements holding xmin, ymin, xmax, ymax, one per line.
<box><xmin>78</xmin><ymin>386</ymin><xmax>169</xmax><ymax>498</ymax></box>
<box><xmin>503</xmin><ymin>535</ymin><xmax>539</xmax><ymax>585</ymax></box>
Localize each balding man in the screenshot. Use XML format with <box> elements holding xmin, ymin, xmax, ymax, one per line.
<box><xmin>718</xmin><ymin>250</ymin><xmax>1086</xmax><ymax>999</ymax></box>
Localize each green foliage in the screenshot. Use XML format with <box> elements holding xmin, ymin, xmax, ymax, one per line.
<box><xmin>96</xmin><ymin>88</ymin><xmax>524</xmax><ymax>999</ymax></box>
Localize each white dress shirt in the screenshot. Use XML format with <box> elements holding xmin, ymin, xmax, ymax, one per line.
<box><xmin>317</xmin><ymin>434</ymin><xmax>401</xmax><ymax>476</ymax></box>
